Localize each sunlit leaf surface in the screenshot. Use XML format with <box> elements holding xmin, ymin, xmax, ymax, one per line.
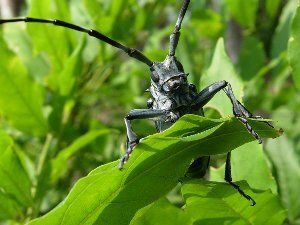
<box><xmin>28</xmin><ymin>115</ymin><xmax>278</xmax><ymax>225</ymax></box>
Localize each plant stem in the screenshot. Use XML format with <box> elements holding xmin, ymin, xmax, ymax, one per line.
<box><xmin>37</xmin><ymin>134</ymin><xmax>53</xmax><ymax>176</ymax></box>
<box><xmin>27</xmin><ymin>134</ymin><xmax>53</xmax><ymax>219</ymax></box>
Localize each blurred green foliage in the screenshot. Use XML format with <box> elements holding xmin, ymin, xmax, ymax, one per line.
<box><xmin>0</xmin><ymin>0</ymin><xmax>299</xmax><ymax>224</ymax></box>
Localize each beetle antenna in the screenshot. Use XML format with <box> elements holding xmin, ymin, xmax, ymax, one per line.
<box><xmin>0</xmin><ymin>17</ymin><xmax>153</xmax><ymax>67</ymax></box>
<box><xmin>169</xmin><ymin>0</ymin><xmax>191</xmax><ymax>57</ymax></box>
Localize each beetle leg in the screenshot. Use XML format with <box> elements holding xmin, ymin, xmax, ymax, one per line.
<box><xmin>225</xmin><ymin>152</ymin><xmax>256</xmax><ymax>206</ymax></box>
<box><xmin>193</xmin><ymin>80</ymin><xmax>227</xmax><ymax>108</ymax></box>
<box><xmin>223</xmin><ymin>84</ymin><xmax>274</xmax><ymax>128</ymax></box>
<box><xmin>235</xmin><ymin>104</ymin><xmax>274</xmax><ymax>128</ymax></box>
<box><xmin>193</xmin><ymin>81</ymin><xmax>273</xmax><ymax>144</ymax></box>
<box><xmin>119</xmin><ymin>109</ymin><xmax>166</xmax><ymax>170</ymax></box>
<box><xmin>222</xmin><ymin>83</ymin><xmax>265</xmax><ymax>143</ymax></box>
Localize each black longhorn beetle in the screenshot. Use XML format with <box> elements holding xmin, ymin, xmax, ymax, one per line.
<box><xmin>0</xmin><ymin>0</ymin><xmax>274</xmax><ymax>206</ymax></box>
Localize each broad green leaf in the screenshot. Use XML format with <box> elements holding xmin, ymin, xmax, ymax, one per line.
<box><xmin>201</xmin><ymin>38</ymin><xmax>243</xmax><ymax>116</ymax></box>
<box><xmin>28</xmin><ymin>0</ymin><xmax>70</xmax><ymax>65</ymax></box>
<box><xmin>288</xmin><ymin>6</ymin><xmax>300</xmax><ymax>89</ymax></box>
<box><xmin>190</xmin><ymin>9</ymin><xmax>223</xmax><ymax>38</ymax></box>
<box><xmin>3</xmin><ymin>25</ymin><xmax>49</xmax><ymax>83</ymax></box>
<box><xmin>271</xmin><ymin>0</ymin><xmax>298</xmax><ymax>86</ymax></box>
<box><xmin>130</xmin><ymin>198</ymin><xmax>192</xmax><ymax>225</ymax></box>
<box><xmin>51</xmin><ymin>129</ymin><xmax>111</xmax><ymax>183</ymax></box>
<box><xmin>266</xmin><ymin>136</ymin><xmax>300</xmax><ymax>223</ymax></box>
<box><xmin>28</xmin><ymin>0</ymin><xmax>75</xmax><ymax>90</ymax></box>
<box><xmin>238</xmin><ymin>36</ymin><xmax>265</xmax><ymax>81</ymax></box>
<box><xmin>210</xmin><ymin>141</ymin><xmax>277</xmax><ymax>193</ymax></box>
<box><xmin>58</xmin><ymin>37</ymin><xmax>85</xmax><ymax>96</ymax></box>
<box><xmin>272</xmin><ymin>0</ymin><xmax>298</xmax><ymax>58</ymax></box>
<box><xmin>0</xmin><ymin>131</ymin><xmax>33</xmax><ymax>218</ymax></box>
<box><xmin>181</xmin><ymin>180</ymin><xmax>286</xmax><ymax>225</ymax></box>
<box><xmin>84</xmin><ymin>0</ymin><xmax>113</xmax><ymax>34</ymax></box>
<box><xmin>266</xmin><ymin>0</ymin><xmax>282</xmax><ymax>19</ymax></box>
<box><xmin>0</xmin><ymin>191</ymin><xmax>20</xmax><ymax>220</ymax></box>
<box><xmin>0</xmin><ymin>130</ymin><xmax>13</xmax><ymax>150</ymax></box>
<box><xmin>108</xmin><ymin>0</ymin><xmax>130</xmax><ymax>35</ymax></box>
<box><xmin>0</xmin><ymin>42</ymin><xmax>48</xmax><ymax>136</ymax></box>
<box><xmin>0</xmin><ymin>131</ymin><xmax>21</xmax><ymax>220</ymax></box>
<box><xmin>28</xmin><ymin>115</ymin><xmax>279</xmax><ymax>225</ymax></box>
<box><xmin>84</xmin><ymin>0</ymin><xmax>130</xmax><ymax>35</ymax></box>
<box><xmin>225</xmin><ymin>0</ymin><xmax>258</xmax><ymax>29</ymax></box>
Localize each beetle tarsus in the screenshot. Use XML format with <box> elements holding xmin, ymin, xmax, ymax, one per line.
<box><xmin>119</xmin><ymin>139</ymin><xmax>139</xmax><ymax>170</ymax></box>
<box><xmin>223</xmin><ymin>83</ymin><xmax>268</xmax><ymax>144</ymax></box>
<box><xmin>236</xmin><ymin>117</ymin><xmax>262</xmax><ymax>144</ymax></box>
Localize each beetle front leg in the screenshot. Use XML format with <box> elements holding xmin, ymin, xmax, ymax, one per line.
<box><xmin>222</xmin><ymin>83</ymin><xmax>271</xmax><ymax>144</ymax></box>
<box><xmin>223</xmin><ymin>85</ymin><xmax>274</xmax><ymax>129</ymax></box>
<box><xmin>119</xmin><ymin>109</ymin><xmax>166</xmax><ymax>170</ymax></box>
<box><xmin>193</xmin><ymin>81</ymin><xmax>273</xmax><ymax>144</ymax></box>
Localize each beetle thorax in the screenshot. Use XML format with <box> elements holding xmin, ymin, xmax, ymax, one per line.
<box><xmin>148</xmin><ymin>56</ymin><xmax>196</xmax><ymax>112</ymax></box>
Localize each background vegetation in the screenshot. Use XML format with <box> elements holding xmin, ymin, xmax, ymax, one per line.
<box><xmin>0</xmin><ymin>0</ymin><xmax>299</xmax><ymax>224</ymax></box>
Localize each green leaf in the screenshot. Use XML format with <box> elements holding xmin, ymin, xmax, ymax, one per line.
<box><xmin>0</xmin><ymin>130</ymin><xmax>33</xmax><ymax>218</ymax></box>
<box><xmin>28</xmin><ymin>0</ymin><xmax>75</xmax><ymax>90</ymax></box>
<box><xmin>84</xmin><ymin>0</ymin><xmax>130</xmax><ymax>35</ymax></box>
<box><xmin>210</xmin><ymin>141</ymin><xmax>277</xmax><ymax>193</ymax></box>
<box><xmin>272</xmin><ymin>0</ymin><xmax>298</xmax><ymax>58</ymax></box>
<box><xmin>0</xmin><ymin>191</ymin><xmax>20</xmax><ymax>220</ymax></box>
<box><xmin>190</xmin><ymin>9</ymin><xmax>223</xmax><ymax>38</ymax></box>
<box><xmin>58</xmin><ymin>37</ymin><xmax>85</xmax><ymax>96</ymax></box>
<box><xmin>51</xmin><ymin>129</ymin><xmax>111</xmax><ymax>184</ymax></box>
<box><xmin>28</xmin><ymin>0</ymin><xmax>70</xmax><ymax>65</ymax></box>
<box><xmin>3</xmin><ymin>25</ymin><xmax>49</xmax><ymax>83</ymax></box>
<box><xmin>271</xmin><ymin>0</ymin><xmax>298</xmax><ymax>84</ymax></box>
<box><xmin>238</xmin><ymin>36</ymin><xmax>265</xmax><ymax>81</ymax></box>
<box><xmin>28</xmin><ymin>115</ymin><xmax>279</xmax><ymax>225</ymax></box>
<box><xmin>0</xmin><ymin>130</ymin><xmax>13</xmax><ymax>150</ymax></box>
<box><xmin>201</xmin><ymin>38</ymin><xmax>243</xmax><ymax>116</ymax></box>
<box><xmin>288</xmin><ymin>6</ymin><xmax>300</xmax><ymax>89</ymax></box>
<box><xmin>225</xmin><ymin>0</ymin><xmax>258</xmax><ymax>29</ymax></box>
<box><xmin>0</xmin><ymin>131</ymin><xmax>20</xmax><ymax>220</ymax></box>
<box><xmin>266</xmin><ymin>0</ymin><xmax>282</xmax><ymax>19</ymax></box>
<box><xmin>130</xmin><ymin>198</ymin><xmax>192</xmax><ymax>225</ymax></box>
<box><xmin>181</xmin><ymin>180</ymin><xmax>286</xmax><ymax>225</ymax></box>
<box><xmin>0</xmin><ymin>42</ymin><xmax>48</xmax><ymax>136</ymax></box>
<box><xmin>266</xmin><ymin>136</ymin><xmax>300</xmax><ymax>223</ymax></box>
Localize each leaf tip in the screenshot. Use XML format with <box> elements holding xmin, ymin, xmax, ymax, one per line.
<box><xmin>278</xmin><ymin>128</ymin><xmax>284</xmax><ymax>136</ymax></box>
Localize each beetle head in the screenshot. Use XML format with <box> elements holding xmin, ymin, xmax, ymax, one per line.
<box><xmin>150</xmin><ymin>56</ymin><xmax>189</xmax><ymax>93</ymax></box>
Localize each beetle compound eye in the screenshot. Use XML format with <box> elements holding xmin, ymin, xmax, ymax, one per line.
<box><xmin>151</xmin><ymin>71</ymin><xmax>159</xmax><ymax>82</ymax></box>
